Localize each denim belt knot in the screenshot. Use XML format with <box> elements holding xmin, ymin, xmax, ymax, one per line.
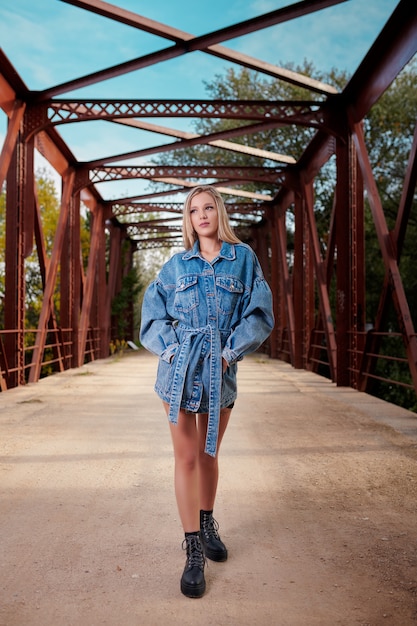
<box><xmin>168</xmin><ymin>323</ymin><xmax>222</xmax><ymax>457</ymax></box>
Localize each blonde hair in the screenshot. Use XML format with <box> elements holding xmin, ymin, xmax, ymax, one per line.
<box><xmin>182</xmin><ymin>185</ymin><xmax>242</xmax><ymax>250</ymax></box>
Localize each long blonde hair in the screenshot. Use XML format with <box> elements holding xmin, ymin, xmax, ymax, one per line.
<box><xmin>182</xmin><ymin>185</ymin><xmax>242</xmax><ymax>250</ymax></box>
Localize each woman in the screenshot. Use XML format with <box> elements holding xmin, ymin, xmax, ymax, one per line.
<box><xmin>140</xmin><ymin>185</ymin><xmax>274</xmax><ymax>598</ymax></box>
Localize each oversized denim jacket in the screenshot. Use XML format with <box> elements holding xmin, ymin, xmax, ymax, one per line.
<box><xmin>140</xmin><ymin>240</ymin><xmax>274</xmax><ymax>456</ymax></box>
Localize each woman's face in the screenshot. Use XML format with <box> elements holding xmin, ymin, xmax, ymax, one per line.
<box><xmin>189</xmin><ymin>191</ymin><xmax>219</xmax><ymax>239</ymax></box>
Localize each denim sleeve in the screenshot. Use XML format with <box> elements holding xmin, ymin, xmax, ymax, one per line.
<box><xmin>222</xmin><ymin>273</ymin><xmax>275</xmax><ymax>365</ymax></box>
<box><xmin>140</xmin><ymin>279</ymin><xmax>179</xmax><ymax>363</ymax></box>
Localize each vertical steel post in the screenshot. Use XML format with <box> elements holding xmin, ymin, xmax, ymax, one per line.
<box><xmin>335</xmin><ymin>129</ymin><xmax>365</xmax><ymax>388</ymax></box>
<box><xmin>28</xmin><ymin>168</ymin><xmax>75</xmax><ymax>383</ymax></box>
<box><xmin>277</xmin><ymin>208</ymin><xmax>296</xmax><ymax>363</ymax></box>
<box><xmin>335</xmin><ymin>134</ymin><xmax>352</xmax><ymax>386</ymax></box>
<box><xmin>293</xmin><ymin>192</ymin><xmax>305</xmax><ymax>368</ymax></box>
<box><xmin>303</xmin><ymin>178</ymin><xmax>337</xmax><ymax>380</ymax></box>
<box><xmin>267</xmin><ymin>206</ymin><xmax>279</xmax><ymax>359</ymax></box>
<box><xmin>97</xmin><ymin>209</ymin><xmax>108</xmax><ymax>358</ymax></box>
<box><xmin>106</xmin><ymin>223</ymin><xmax>122</xmax><ymax>344</ymax></box>
<box><xmin>78</xmin><ymin>203</ymin><xmax>104</xmax><ymax>365</ymax></box>
<box><xmin>60</xmin><ymin>190</ymin><xmax>81</xmax><ymax>367</ymax></box>
<box><xmin>4</xmin><ymin>137</ymin><xmax>25</xmax><ymax>386</ymax></box>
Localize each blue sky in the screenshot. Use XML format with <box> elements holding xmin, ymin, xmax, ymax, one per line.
<box><xmin>1</xmin><ymin>0</ymin><xmax>399</xmax><ymax>95</ymax></box>
<box><xmin>0</xmin><ymin>0</ymin><xmax>400</xmax><ymax>198</ymax></box>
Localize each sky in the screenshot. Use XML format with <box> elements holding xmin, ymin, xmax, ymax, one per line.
<box><xmin>0</xmin><ymin>0</ymin><xmax>401</xmax><ymax>199</ymax></box>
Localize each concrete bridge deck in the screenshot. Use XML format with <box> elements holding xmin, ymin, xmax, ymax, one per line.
<box><xmin>1</xmin><ymin>351</ymin><xmax>417</xmax><ymax>626</ymax></box>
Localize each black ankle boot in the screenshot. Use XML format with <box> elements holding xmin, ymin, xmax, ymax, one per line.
<box><xmin>180</xmin><ymin>533</ymin><xmax>206</xmax><ymax>598</ymax></box>
<box><xmin>200</xmin><ymin>510</ymin><xmax>228</xmax><ymax>562</ymax></box>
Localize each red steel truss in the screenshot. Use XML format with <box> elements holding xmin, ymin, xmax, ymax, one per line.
<box><xmin>0</xmin><ymin>0</ymin><xmax>416</xmax><ymax>407</ymax></box>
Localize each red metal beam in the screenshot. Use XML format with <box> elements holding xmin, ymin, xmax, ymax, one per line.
<box><xmin>78</xmin><ymin>204</ymin><xmax>105</xmax><ymax>365</ymax></box>
<box><xmin>393</xmin><ymin>119</ymin><xmax>417</xmax><ymax>259</ymax></box>
<box><xmin>87</xmin><ymin>165</ymin><xmax>285</xmax><ymax>186</ymax></box>
<box><xmin>61</xmin><ymin>0</ymin><xmax>348</xmax><ymax>41</ymax></box>
<box><xmin>58</xmin><ymin>0</ymin><xmax>343</xmax><ymax>95</ymax></box>
<box><xmin>357</xmin><ymin>119</ymin><xmax>417</xmax><ymax>393</ymax></box>
<box><xmin>40</xmin><ymin>0</ymin><xmax>348</xmax><ymax>99</ymax></box>
<box><xmin>276</xmin><ymin>209</ymin><xmax>296</xmax><ymax>363</ymax></box>
<box><xmin>303</xmin><ymin>179</ymin><xmax>337</xmax><ymax>379</ymax></box>
<box><xmin>83</xmin><ymin>120</ymin><xmax>291</xmax><ymax>169</ymax></box>
<box><xmin>343</xmin><ymin>0</ymin><xmax>417</xmax><ymax>122</ymax></box>
<box><xmin>351</xmin><ymin>120</ymin><xmax>417</xmax><ymax>389</ymax></box>
<box><xmin>29</xmin><ymin>169</ymin><xmax>76</xmax><ymax>383</ymax></box>
<box><xmin>0</xmin><ymin>100</ymin><xmax>26</xmax><ymax>192</ymax></box>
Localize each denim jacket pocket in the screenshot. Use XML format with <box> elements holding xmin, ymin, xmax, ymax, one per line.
<box><xmin>155</xmin><ymin>355</ymin><xmax>175</xmax><ymax>399</ymax></box>
<box><xmin>174</xmin><ymin>275</ymin><xmax>199</xmax><ymax>314</ymax></box>
<box><xmin>215</xmin><ymin>276</ymin><xmax>244</xmax><ymax>315</ymax></box>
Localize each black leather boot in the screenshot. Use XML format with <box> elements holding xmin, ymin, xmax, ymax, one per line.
<box><xmin>180</xmin><ymin>533</ymin><xmax>206</xmax><ymax>598</ymax></box>
<box><xmin>200</xmin><ymin>510</ymin><xmax>228</xmax><ymax>562</ymax></box>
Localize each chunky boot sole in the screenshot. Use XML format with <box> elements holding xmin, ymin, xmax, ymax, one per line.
<box><xmin>202</xmin><ymin>542</ymin><xmax>228</xmax><ymax>562</ymax></box>
<box><xmin>181</xmin><ymin>575</ymin><xmax>206</xmax><ymax>598</ymax></box>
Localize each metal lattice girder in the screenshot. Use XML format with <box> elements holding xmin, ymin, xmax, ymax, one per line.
<box><xmin>111</xmin><ymin>202</ymin><xmax>183</xmax><ymax>216</ymax></box>
<box><xmin>127</xmin><ymin>223</ymin><xmax>182</xmax><ymax>236</ymax></box>
<box><xmin>88</xmin><ymin>165</ymin><xmax>287</xmax><ymax>186</ymax></box>
<box><xmin>39</xmin><ymin>100</ymin><xmax>327</xmax><ymax>127</ymax></box>
<box><xmin>134</xmin><ymin>236</ymin><xmax>183</xmax><ymax>250</ymax></box>
<box><xmin>111</xmin><ymin>201</ymin><xmax>266</xmax><ymax>217</ymax></box>
<box><xmin>126</xmin><ymin>212</ymin><xmax>258</xmax><ymax>238</ymax></box>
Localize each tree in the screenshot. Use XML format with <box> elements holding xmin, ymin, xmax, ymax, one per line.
<box><xmin>152</xmin><ymin>60</ymin><xmax>417</xmax><ymax>408</ymax></box>
<box><xmin>0</xmin><ymin>168</ymin><xmax>91</xmax><ymax>329</ymax></box>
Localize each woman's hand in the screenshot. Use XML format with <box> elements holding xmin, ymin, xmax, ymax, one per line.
<box><xmin>222</xmin><ymin>358</ymin><xmax>228</xmax><ymax>373</ymax></box>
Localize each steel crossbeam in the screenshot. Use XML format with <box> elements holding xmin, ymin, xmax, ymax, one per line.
<box><xmin>88</xmin><ymin>165</ymin><xmax>286</xmax><ymax>186</ymax></box>
<box><xmin>43</xmin><ymin>99</ymin><xmax>326</xmax><ymax>126</ymax></box>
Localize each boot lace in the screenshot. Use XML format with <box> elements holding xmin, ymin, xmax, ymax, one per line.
<box><xmin>201</xmin><ymin>513</ymin><xmax>220</xmax><ymax>541</ymax></box>
<box><xmin>182</xmin><ymin>535</ymin><xmax>205</xmax><ymax>569</ymax></box>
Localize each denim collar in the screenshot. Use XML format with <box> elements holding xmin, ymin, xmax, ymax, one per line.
<box><xmin>182</xmin><ymin>240</ymin><xmax>236</xmax><ymax>261</ymax></box>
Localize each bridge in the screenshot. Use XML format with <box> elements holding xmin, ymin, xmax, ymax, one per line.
<box><xmin>1</xmin><ymin>350</ymin><xmax>417</xmax><ymax>624</ymax></box>
<box><xmin>0</xmin><ymin>3</ymin><xmax>417</xmax><ymax>404</ymax></box>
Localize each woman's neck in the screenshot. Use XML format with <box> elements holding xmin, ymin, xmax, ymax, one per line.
<box><xmin>198</xmin><ymin>237</ymin><xmax>222</xmax><ymax>261</ymax></box>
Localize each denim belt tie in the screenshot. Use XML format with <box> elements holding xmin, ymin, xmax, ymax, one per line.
<box><xmin>168</xmin><ymin>323</ymin><xmax>222</xmax><ymax>457</ymax></box>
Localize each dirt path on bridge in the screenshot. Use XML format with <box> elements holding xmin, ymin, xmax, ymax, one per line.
<box><xmin>1</xmin><ymin>351</ymin><xmax>417</xmax><ymax>625</ymax></box>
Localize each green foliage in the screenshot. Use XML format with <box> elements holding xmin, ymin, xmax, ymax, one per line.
<box><xmin>152</xmin><ymin>59</ymin><xmax>417</xmax><ymax>409</ymax></box>
<box><xmin>111</xmin><ymin>267</ymin><xmax>142</xmax><ymax>341</ymax></box>
<box><xmin>0</xmin><ymin>167</ymin><xmax>91</xmax><ymax>330</ymax></box>
<box><xmin>364</xmin><ymin>59</ymin><xmax>417</xmax><ymax>329</ymax></box>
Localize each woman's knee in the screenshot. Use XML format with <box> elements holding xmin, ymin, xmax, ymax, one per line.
<box><xmin>175</xmin><ymin>448</ymin><xmax>199</xmax><ymax>472</ymax></box>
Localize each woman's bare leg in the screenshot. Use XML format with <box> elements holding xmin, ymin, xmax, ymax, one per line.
<box><xmin>163</xmin><ymin>402</ymin><xmax>200</xmax><ymax>532</ymax></box>
<box><xmin>198</xmin><ymin>407</ymin><xmax>232</xmax><ymax>510</ymax></box>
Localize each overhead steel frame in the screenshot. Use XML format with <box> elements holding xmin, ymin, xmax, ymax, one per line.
<box><xmin>268</xmin><ymin>0</ymin><xmax>417</xmax><ymax>396</ymax></box>
<box><xmin>0</xmin><ymin>0</ymin><xmax>416</xmax><ymax>401</ymax></box>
